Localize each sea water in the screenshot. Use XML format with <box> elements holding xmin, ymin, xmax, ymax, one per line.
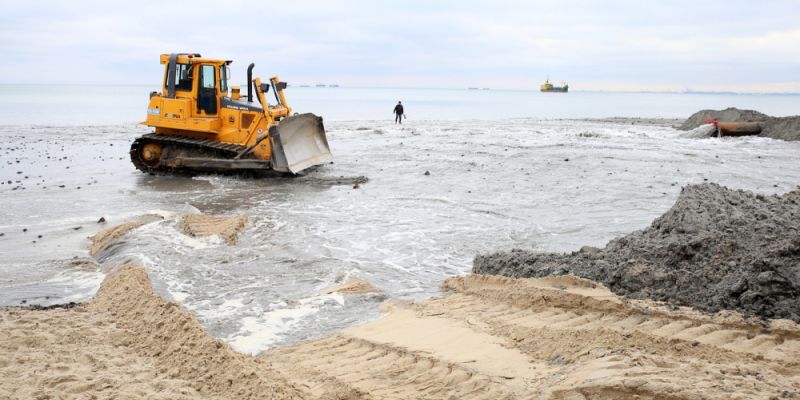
<box><xmin>0</xmin><ymin>84</ymin><xmax>797</xmax><ymax>125</ymax></box>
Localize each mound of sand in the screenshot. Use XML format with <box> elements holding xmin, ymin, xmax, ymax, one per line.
<box><xmin>180</xmin><ymin>214</ymin><xmax>247</xmax><ymax>245</ymax></box>
<box><xmin>88</xmin><ymin>215</ymin><xmax>164</xmax><ymax>256</ymax></box>
<box><xmin>679</xmin><ymin>107</ymin><xmax>770</xmax><ymax>130</ymax></box>
<box><xmin>475</xmin><ymin>183</ymin><xmax>800</xmax><ymax>322</ymax></box>
<box><xmin>89</xmin><ymin>221</ymin><xmax>147</xmax><ymax>256</ymax></box>
<box><xmin>1</xmin><ymin>303</ymin><xmax>201</xmax><ymax>399</ymax></box>
<box><xmin>90</xmin><ymin>265</ymin><xmax>301</xmax><ymax>398</ymax></box>
<box><xmin>679</xmin><ymin>107</ymin><xmax>800</xmax><ymax>141</ymax></box>
<box><xmin>0</xmin><ymin>265</ymin><xmax>303</xmax><ymax>399</ymax></box>
<box><xmin>763</xmin><ymin>116</ymin><xmax>800</xmax><ymax>141</ymax></box>
<box><xmin>323</xmin><ymin>277</ymin><xmax>380</xmax><ymax>295</ymax></box>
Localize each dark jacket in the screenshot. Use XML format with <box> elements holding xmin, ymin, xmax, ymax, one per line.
<box><xmin>393</xmin><ymin>104</ymin><xmax>404</xmax><ymax>115</ymax></box>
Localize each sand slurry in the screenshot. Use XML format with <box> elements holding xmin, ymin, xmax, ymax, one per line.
<box><xmin>266</xmin><ymin>274</ymin><xmax>800</xmax><ymax>399</ymax></box>
<box><xmin>180</xmin><ymin>214</ymin><xmax>248</xmax><ymax>245</ymax></box>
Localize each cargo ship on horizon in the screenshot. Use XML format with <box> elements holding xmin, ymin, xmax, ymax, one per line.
<box><xmin>540</xmin><ymin>79</ymin><xmax>568</xmax><ymax>93</ymax></box>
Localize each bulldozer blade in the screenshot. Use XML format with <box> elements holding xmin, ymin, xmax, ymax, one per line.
<box><xmin>270</xmin><ymin>113</ymin><xmax>332</xmax><ymax>174</ymax></box>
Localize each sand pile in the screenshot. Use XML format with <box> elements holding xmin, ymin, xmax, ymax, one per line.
<box><xmin>679</xmin><ymin>107</ymin><xmax>770</xmax><ymax>130</ymax></box>
<box><xmin>1</xmin><ymin>265</ymin><xmax>304</xmax><ymax>399</ymax></box>
<box><xmin>88</xmin><ymin>215</ymin><xmax>163</xmax><ymax>256</ymax></box>
<box><xmin>89</xmin><ymin>221</ymin><xmax>147</xmax><ymax>256</ymax></box>
<box><xmin>679</xmin><ymin>107</ymin><xmax>800</xmax><ymax>141</ymax></box>
<box><xmin>763</xmin><ymin>116</ymin><xmax>800</xmax><ymax>141</ymax></box>
<box><xmin>89</xmin><ymin>265</ymin><xmax>301</xmax><ymax>399</ymax></box>
<box><xmin>267</xmin><ymin>274</ymin><xmax>800</xmax><ymax>399</ymax></box>
<box><xmin>323</xmin><ymin>277</ymin><xmax>380</xmax><ymax>295</ymax></box>
<box><xmin>475</xmin><ymin>183</ymin><xmax>800</xmax><ymax>322</ymax></box>
<box><xmin>180</xmin><ymin>214</ymin><xmax>247</xmax><ymax>245</ymax></box>
<box><xmin>1</xmin><ymin>303</ymin><xmax>203</xmax><ymax>399</ymax></box>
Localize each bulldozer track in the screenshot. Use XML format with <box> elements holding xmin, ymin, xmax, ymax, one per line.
<box><xmin>129</xmin><ymin>133</ymin><xmax>249</xmax><ymax>175</ymax></box>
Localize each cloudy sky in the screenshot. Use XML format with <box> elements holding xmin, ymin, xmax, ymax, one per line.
<box><xmin>1</xmin><ymin>0</ymin><xmax>798</xmax><ymax>92</ymax></box>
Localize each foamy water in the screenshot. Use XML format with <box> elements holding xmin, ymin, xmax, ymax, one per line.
<box><xmin>2</xmin><ymin>119</ymin><xmax>800</xmax><ymax>353</ymax></box>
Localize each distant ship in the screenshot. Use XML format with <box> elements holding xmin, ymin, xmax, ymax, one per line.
<box><xmin>540</xmin><ymin>79</ymin><xmax>568</xmax><ymax>93</ymax></box>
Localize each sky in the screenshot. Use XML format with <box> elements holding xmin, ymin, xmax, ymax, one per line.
<box><xmin>0</xmin><ymin>0</ymin><xmax>798</xmax><ymax>92</ymax></box>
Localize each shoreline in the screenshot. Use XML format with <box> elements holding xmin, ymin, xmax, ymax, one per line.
<box><xmin>0</xmin><ymin>116</ymin><xmax>687</xmax><ymax>127</ymax></box>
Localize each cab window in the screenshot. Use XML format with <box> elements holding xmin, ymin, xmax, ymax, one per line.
<box><xmin>172</xmin><ymin>63</ymin><xmax>192</xmax><ymax>91</ymax></box>
<box><xmin>220</xmin><ymin>66</ymin><xmax>228</xmax><ymax>93</ymax></box>
<box><xmin>201</xmin><ymin>65</ymin><xmax>215</xmax><ymax>89</ymax></box>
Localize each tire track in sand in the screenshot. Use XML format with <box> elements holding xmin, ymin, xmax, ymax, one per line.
<box><xmin>266</xmin><ymin>274</ymin><xmax>800</xmax><ymax>399</ymax></box>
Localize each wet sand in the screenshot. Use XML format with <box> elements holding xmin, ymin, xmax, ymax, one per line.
<box><xmin>3</xmin><ymin>266</ymin><xmax>798</xmax><ymax>399</ymax></box>
<box><xmin>89</xmin><ymin>220</ymin><xmax>149</xmax><ymax>256</ymax></box>
<box><xmin>180</xmin><ymin>214</ymin><xmax>248</xmax><ymax>246</ymax></box>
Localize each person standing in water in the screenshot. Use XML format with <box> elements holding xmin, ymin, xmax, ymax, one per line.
<box><xmin>393</xmin><ymin>101</ymin><xmax>404</xmax><ymax>124</ymax></box>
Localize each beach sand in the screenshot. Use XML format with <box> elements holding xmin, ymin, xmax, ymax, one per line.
<box><xmin>1</xmin><ymin>265</ymin><xmax>303</xmax><ymax>400</ymax></box>
<box><xmin>180</xmin><ymin>214</ymin><xmax>248</xmax><ymax>246</ymax></box>
<box><xmin>3</xmin><ymin>265</ymin><xmax>798</xmax><ymax>399</ymax></box>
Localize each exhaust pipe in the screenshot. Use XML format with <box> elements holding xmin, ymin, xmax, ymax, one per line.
<box><xmin>247</xmin><ymin>63</ymin><xmax>255</xmax><ymax>102</ymax></box>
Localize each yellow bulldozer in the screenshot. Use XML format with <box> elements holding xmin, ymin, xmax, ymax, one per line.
<box><xmin>130</xmin><ymin>53</ymin><xmax>332</xmax><ymax>175</ymax></box>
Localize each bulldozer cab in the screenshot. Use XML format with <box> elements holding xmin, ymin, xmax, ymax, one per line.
<box><xmin>161</xmin><ymin>53</ymin><xmax>227</xmax><ymax>117</ymax></box>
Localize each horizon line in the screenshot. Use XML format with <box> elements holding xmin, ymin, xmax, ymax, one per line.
<box><xmin>0</xmin><ymin>83</ymin><xmax>798</xmax><ymax>96</ymax></box>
